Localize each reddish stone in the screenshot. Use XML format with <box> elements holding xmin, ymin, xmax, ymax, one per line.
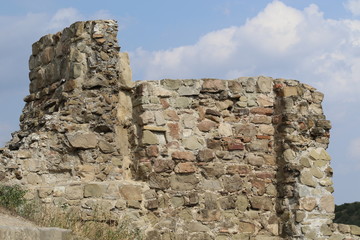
<box><xmin>256</xmin><ymin>135</ymin><xmax>271</xmax><ymax>140</ymax></box>
<box><xmin>174</xmin><ymin>162</ymin><xmax>197</xmax><ymax>173</ymax></box>
<box><xmin>171</xmin><ymin>151</ymin><xmax>196</xmax><ymax>161</ymax></box>
<box><xmin>250</xmin><ymin>107</ymin><xmax>274</xmax><ymax>116</ymax></box>
<box><xmin>153</xmin><ymin>159</ymin><xmax>175</xmax><ymax>173</ymax></box>
<box><xmin>226</xmin><ymin>165</ymin><xmax>250</xmax><ymax>175</ymax></box>
<box><xmin>299</xmin><ymin>122</ymin><xmax>307</xmax><ymax>131</ymax></box>
<box><xmin>197</xmin><ymin>120</ymin><xmax>217</xmax><ymax>132</ymax></box>
<box><xmin>197</xmin><ymin>106</ymin><xmax>206</xmax><ymax>120</ymax></box>
<box><xmin>160</xmin><ymin>98</ymin><xmax>170</xmax><ymax>109</ymax></box>
<box><xmin>146</xmin><ymin>145</ymin><xmax>159</xmax><ymax>157</ymax></box>
<box><xmin>164</xmin><ymin>109</ymin><xmax>180</xmax><ymax>121</ymax></box>
<box><xmin>168</xmin><ymin>123</ymin><xmax>180</xmax><ymax>139</ymax></box>
<box><xmin>226</xmin><ymin>139</ymin><xmax>244</xmax><ymax>151</ymax></box>
<box><xmin>201</xmin><ymin>79</ymin><xmax>226</xmax><ymax>92</ymax></box>
<box><xmin>251</xmin><ymin>179</ymin><xmax>266</xmax><ymax>195</ymax></box>
<box><xmin>273</xmin><ymin>83</ymin><xmax>283</xmax><ymax>89</ymax></box>
<box><xmin>255</xmin><ymin>172</ymin><xmax>276</xmax><ymax>179</ymax></box>
<box><xmin>241</xmin><ymin>136</ymin><xmax>252</xmax><ymax>143</ymax></box>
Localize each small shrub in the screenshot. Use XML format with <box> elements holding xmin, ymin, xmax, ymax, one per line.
<box><xmin>0</xmin><ymin>184</ymin><xmax>27</xmax><ymax>210</ymax></box>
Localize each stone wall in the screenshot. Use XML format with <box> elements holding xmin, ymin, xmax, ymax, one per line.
<box><xmin>0</xmin><ymin>20</ymin><xmax>359</xmax><ymax>239</ymax></box>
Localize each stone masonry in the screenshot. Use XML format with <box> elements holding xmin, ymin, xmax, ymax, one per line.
<box><xmin>0</xmin><ymin>20</ymin><xmax>359</xmax><ymax>239</ymax></box>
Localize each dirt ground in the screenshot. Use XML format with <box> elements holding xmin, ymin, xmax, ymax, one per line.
<box><xmin>0</xmin><ymin>207</ymin><xmax>37</xmax><ymax>227</ymax></box>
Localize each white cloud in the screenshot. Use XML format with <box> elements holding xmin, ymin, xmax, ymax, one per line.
<box><xmin>47</xmin><ymin>8</ymin><xmax>84</xmax><ymax>30</ymax></box>
<box><xmin>130</xmin><ymin>1</ymin><xmax>360</xmax><ymax>102</ymax></box>
<box><xmin>91</xmin><ymin>10</ymin><xmax>113</xmax><ymax>21</ymax></box>
<box><xmin>344</xmin><ymin>0</ymin><xmax>360</xmax><ymax>16</ymax></box>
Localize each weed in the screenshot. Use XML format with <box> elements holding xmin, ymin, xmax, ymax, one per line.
<box><xmin>0</xmin><ymin>184</ymin><xmax>27</xmax><ymax>210</ymax></box>
<box><xmin>0</xmin><ymin>184</ymin><xmax>143</xmax><ymax>240</ymax></box>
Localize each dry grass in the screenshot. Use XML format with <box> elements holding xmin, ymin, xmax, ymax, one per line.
<box><xmin>18</xmin><ymin>203</ymin><xmax>143</xmax><ymax>240</ymax></box>
<box><xmin>0</xmin><ymin>185</ymin><xmax>142</xmax><ymax>240</ymax></box>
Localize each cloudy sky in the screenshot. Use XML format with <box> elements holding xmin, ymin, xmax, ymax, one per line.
<box><xmin>1</xmin><ymin>0</ymin><xmax>360</xmax><ymax>204</ymax></box>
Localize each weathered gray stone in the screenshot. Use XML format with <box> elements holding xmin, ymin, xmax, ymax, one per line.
<box><xmin>170</xmin><ymin>174</ymin><xmax>200</xmax><ymax>191</ymax></box>
<box><xmin>300</xmin><ymin>171</ymin><xmax>317</xmax><ymax>187</ymax></box>
<box><xmin>257</xmin><ymin>76</ymin><xmax>272</xmax><ymax>93</ymax></box>
<box><xmin>66</xmin><ymin>132</ymin><xmax>98</xmax><ymax>149</ymax></box>
<box><xmin>183</xmin><ymin>136</ymin><xmax>203</xmax><ymax>150</ymax></box>
<box><xmin>250</xmin><ymin>196</ymin><xmax>273</xmax><ymax>211</ymax></box>
<box><xmin>118</xmin><ymin>52</ymin><xmax>134</xmax><ymax>88</ymax></box>
<box><xmin>84</xmin><ymin>184</ymin><xmax>105</xmax><ymax>198</ymax></box>
<box><xmin>142</xmin><ymin>130</ymin><xmax>159</xmax><ymax>145</ymax></box>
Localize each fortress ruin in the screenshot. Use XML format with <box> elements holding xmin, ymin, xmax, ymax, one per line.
<box><xmin>0</xmin><ymin>20</ymin><xmax>359</xmax><ymax>240</ymax></box>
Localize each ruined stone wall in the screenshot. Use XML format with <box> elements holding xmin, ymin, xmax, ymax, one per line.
<box><xmin>0</xmin><ymin>20</ymin><xmax>359</xmax><ymax>240</ymax></box>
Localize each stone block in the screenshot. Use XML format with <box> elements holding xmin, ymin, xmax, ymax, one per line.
<box><xmin>234</xmin><ymin>124</ymin><xmax>257</xmax><ymax>137</ymax></box>
<box><xmin>246</xmin><ymin>154</ymin><xmax>265</xmax><ymax>167</ymax></box>
<box><xmin>148</xmin><ymin>173</ymin><xmax>170</xmax><ymax>190</ymax></box>
<box><xmin>300</xmin><ymin>171</ymin><xmax>317</xmax><ymax>187</ymax></box>
<box><xmin>201</xmin><ymin>79</ymin><xmax>226</xmax><ymax>92</ymax></box>
<box><xmin>65</xmin><ymin>185</ymin><xmax>83</xmax><ymax>200</ymax></box>
<box><xmin>222</xmin><ymin>175</ymin><xmax>242</xmax><ymax>192</ymax></box>
<box><xmin>118</xmin><ymin>52</ymin><xmax>133</xmax><ymax>88</ymax></box>
<box><xmin>351</xmin><ymin>225</ymin><xmax>360</xmax><ymax>236</ymax></box>
<box><xmin>299</xmin><ymin>197</ymin><xmax>317</xmax><ymax>211</ymax></box>
<box><xmin>183</xmin><ymin>136</ymin><xmax>203</xmax><ymax>150</ymax></box>
<box><xmin>197</xmin><ymin>209</ymin><xmax>222</xmax><ymax>222</ymax></box>
<box><xmin>146</xmin><ymin>145</ymin><xmax>159</xmax><ymax>157</ymax></box>
<box><xmin>218</xmin><ymin>122</ymin><xmax>233</xmax><ymax>137</ymax></box>
<box><xmin>172</xmin><ymin>151</ymin><xmax>196</xmax><ymax>161</ymax></box>
<box><xmin>66</xmin><ymin>132</ymin><xmax>98</xmax><ymax>149</ymax></box>
<box><xmin>226</xmin><ymin>165</ymin><xmax>250</xmax><ymax>175</ymax></box>
<box><xmin>161</xmin><ymin>79</ymin><xmax>182</xmax><ymax>90</ymax></box>
<box><xmin>167</xmin><ymin>122</ymin><xmax>180</xmax><ymax>139</ymax></box>
<box><xmin>98</xmin><ymin>140</ymin><xmax>115</xmax><ymax>153</ymax></box>
<box><xmin>200</xmin><ymin>179</ymin><xmax>222</xmax><ymax>191</ymax></box>
<box><xmin>175</xmin><ymin>162</ymin><xmax>197</xmax><ymax>173</ymax></box>
<box><xmin>281</xmin><ymin>86</ymin><xmax>298</xmax><ymax>97</ymax></box>
<box><xmin>41</xmin><ymin>47</ymin><xmax>54</xmax><ymax>64</ymax></box>
<box><xmin>198</xmin><ymin>120</ymin><xmax>217</xmax><ymax>132</ymax></box>
<box><xmin>257</xmin><ymin>76</ymin><xmax>272</xmax><ymax>93</ymax></box>
<box><xmin>338</xmin><ymin>224</ymin><xmax>350</xmax><ymax>233</ymax></box>
<box><xmin>170</xmin><ymin>174</ymin><xmax>199</xmax><ymax>191</ymax></box>
<box><xmin>153</xmin><ymin>159</ymin><xmax>175</xmax><ymax>173</ymax></box>
<box><xmin>239</xmin><ymin>221</ymin><xmax>256</xmax><ymax>233</ymax></box>
<box><xmin>250</xmin><ymin>107</ymin><xmax>274</xmax><ymax>116</ymax></box>
<box><xmin>119</xmin><ymin>185</ymin><xmax>142</xmax><ymax>201</ymax></box>
<box><xmin>84</xmin><ymin>184</ymin><xmax>105</xmax><ymax>198</ymax></box>
<box><xmin>250</xmin><ymin>196</ymin><xmax>273</xmax><ymax>211</ymax></box>
<box><xmin>174</xmin><ymin>97</ymin><xmax>192</xmax><ymax>108</ymax></box>
<box><xmin>197</xmin><ymin>149</ymin><xmax>215</xmax><ymax>162</ymax></box>
<box><xmin>142</xmin><ymin>130</ymin><xmax>159</xmax><ymax>145</ymax></box>
<box><xmin>320</xmin><ymin>195</ymin><xmax>335</xmax><ymax>213</ymax></box>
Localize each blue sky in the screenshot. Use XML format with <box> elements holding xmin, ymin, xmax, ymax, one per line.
<box><xmin>1</xmin><ymin>0</ymin><xmax>360</xmax><ymax>204</ymax></box>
